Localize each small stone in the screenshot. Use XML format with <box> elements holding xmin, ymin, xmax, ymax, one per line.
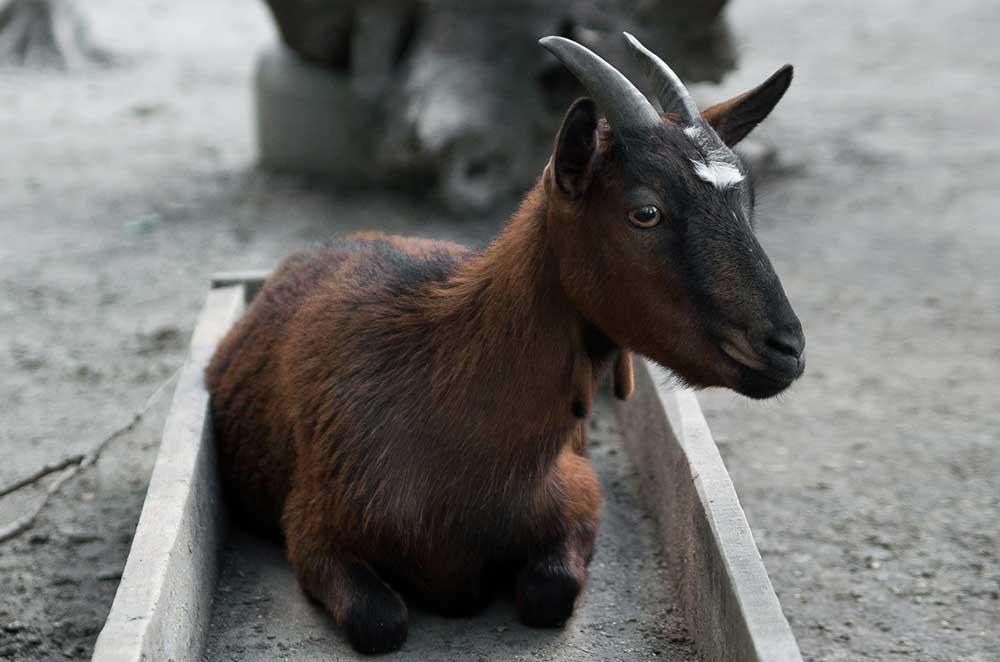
<box><xmin>124</xmin><ymin>213</ymin><xmax>162</xmax><ymax>235</ymax></box>
<box><xmin>131</xmin><ymin>103</ymin><xmax>166</xmax><ymax>118</ymax></box>
<box><xmin>63</xmin><ymin>529</ymin><xmax>101</xmax><ymax>544</ymax></box>
<box><xmin>3</xmin><ymin>620</ymin><xmax>25</xmax><ymax>633</ymax></box>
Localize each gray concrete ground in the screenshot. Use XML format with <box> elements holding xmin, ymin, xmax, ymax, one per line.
<box><xmin>203</xmin><ymin>398</ymin><xmax>697</xmax><ymax>662</ymax></box>
<box><xmin>0</xmin><ymin>0</ymin><xmax>997</xmax><ymax>660</ymax></box>
<box><xmin>698</xmin><ymin>2</ymin><xmax>1000</xmax><ymax>660</ymax></box>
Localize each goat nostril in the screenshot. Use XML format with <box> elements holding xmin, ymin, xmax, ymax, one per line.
<box><xmin>765</xmin><ymin>334</ymin><xmax>803</xmax><ymax>359</ymax></box>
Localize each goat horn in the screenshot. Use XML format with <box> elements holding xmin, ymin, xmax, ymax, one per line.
<box><xmin>622</xmin><ymin>32</ymin><xmax>701</xmax><ymax>125</ymax></box>
<box><xmin>539</xmin><ymin>35</ymin><xmax>661</xmax><ymax>133</ymax></box>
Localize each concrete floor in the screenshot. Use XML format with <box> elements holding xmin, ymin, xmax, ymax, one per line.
<box><xmin>697</xmin><ymin>1</ymin><xmax>1000</xmax><ymax>660</ymax></box>
<box><xmin>0</xmin><ymin>0</ymin><xmax>997</xmax><ymax>660</ymax></box>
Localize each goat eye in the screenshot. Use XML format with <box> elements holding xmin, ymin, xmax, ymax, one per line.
<box><xmin>627</xmin><ymin>205</ymin><xmax>662</xmax><ymax>228</ymax></box>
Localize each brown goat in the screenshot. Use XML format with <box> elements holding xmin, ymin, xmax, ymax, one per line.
<box><xmin>206</xmin><ymin>34</ymin><xmax>804</xmax><ymax>655</ymax></box>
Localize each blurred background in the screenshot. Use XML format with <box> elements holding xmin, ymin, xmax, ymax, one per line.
<box><xmin>0</xmin><ymin>0</ymin><xmax>997</xmax><ymax>659</ymax></box>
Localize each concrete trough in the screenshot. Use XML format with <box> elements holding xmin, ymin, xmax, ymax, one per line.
<box><xmin>92</xmin><ymin>272</ymin><xmax>803</xmax><ymax>662</ymax></box>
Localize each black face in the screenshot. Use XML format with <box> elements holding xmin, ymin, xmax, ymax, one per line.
<box><xmin>614</xmin><ymin>122</ymin><xmax>805</xmax><ymax>398</ymax></box>
<box><xmin>542</xmin><ymin>44</ymin><xmax>801</xmax><ymax>400</ymax></box>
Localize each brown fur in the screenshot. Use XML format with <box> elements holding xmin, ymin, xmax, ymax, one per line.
<box><xmin>206</xmin><ymin>74</ymin><xmax>802</xmax><ymax>654</ymax></box>
<box><xmin>206</xmin><ymin>182</ymin><xmax>618</xmax><ymax>651</ymax></box>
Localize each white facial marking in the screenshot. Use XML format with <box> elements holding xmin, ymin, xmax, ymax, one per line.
<box><xmin>683</xmin><ymin>122</ymin><xmax>743</xmax><ymax>189</ymax></box>
<box><xmin>690</xmin><ymin>159</ymin><xmax>745</xmax><ymax>190</ymax></box>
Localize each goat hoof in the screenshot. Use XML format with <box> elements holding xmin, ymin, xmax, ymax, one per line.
<box><xmin>342</xmin><ymin>591</ymin><xmax>409</xmax><ymax>655</ymax></box>
<box><xmin>516</xmin><ymin>565</ymin><xmax>580</xmax><ymax>628</ymax></box>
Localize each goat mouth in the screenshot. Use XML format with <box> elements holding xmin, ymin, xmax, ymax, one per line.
<box><xmin>714</xmin><ymin>328</ymin><xmax>804</xmax><ymax>392</ymax></box>
<box><xmin>719</xmin><ymin>339</ymin><xmax>767</xmax><ymax>372</ymax></box>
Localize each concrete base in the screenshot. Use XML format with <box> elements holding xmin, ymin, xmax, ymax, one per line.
<box><xmin>617</xmin><ymin>364</ymin><xmax>803</xmax><ymax>662</ymax></box>
<box><xmin>93</xmin><ymin>272</ymin><xmax>802</xmax><ymax>662</ymax></box>
<box><xmin>255</xmin><ymin>46</ymin><xmax>382</xmax><ymax>185</ymax></box>
<box><xmin>90</xmin><ymin>286</ymin><xmax>245</xmax><ymax>662</ymax></box>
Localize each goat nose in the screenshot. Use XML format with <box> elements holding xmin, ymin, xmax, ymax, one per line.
<box><xmin>765</xmin><ymin>329</ymin><xmax>804</xmax><ymax>360</ymax></box>
<box><xmin>752</xmin><ymin>322</ymin><xmax>805</xmax><ymax>379</ymax></box>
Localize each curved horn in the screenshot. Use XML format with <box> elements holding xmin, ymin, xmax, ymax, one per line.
<box><xmin>539</xmin><ymin>35</ymin><xmax>660</xmax><ymax>132</ymax></box>
<box><xmin>622</xmin><ymin>32</ymin><xmax>700</xmax><ymax>124</ymax></box>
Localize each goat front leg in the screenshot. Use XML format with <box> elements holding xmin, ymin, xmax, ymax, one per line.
<box><xmin>286</xmin><ymin>527</ymin><xmax>408</xmax><ymax>654</ymax></box>
<box><xmin>516</xmin><ymin>449</ymin><xmax>600</xmax><ymax>627</ymax></box>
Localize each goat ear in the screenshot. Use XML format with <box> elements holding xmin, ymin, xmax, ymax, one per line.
<box><xmin>701</xmin><ymin>65</ymin><xmax>793</xmax><ymax>147</ymax></box>
<box><xmin>613</xmin><ymin>350</ymin><xmax>634</xmax><ymax>401</ymax></box>
<box><xmin>552</xmin><ymin>98</ymin><xmax>599</xmax><ymax>199</ymax></box>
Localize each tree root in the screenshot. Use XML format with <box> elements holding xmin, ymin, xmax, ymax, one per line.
<box><xmin>0</xmin><ymin>0</ymin><xmax>111</xmax><ymax>69</ymax></box>
<box><xmin>0</xmin><ymin>369</ymin><xmax>179</xmax><ymax>544</ymax></box>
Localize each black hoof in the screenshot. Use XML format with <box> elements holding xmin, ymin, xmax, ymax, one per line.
<box><xmin>343</xmin><ymin>592</ymin><xmax>409</xmax><ymax>655</ymax></box>
<box><xmin>516</xmin><ymin>565</ymin><xmax>580</xmax><ymax>628</ymax></box>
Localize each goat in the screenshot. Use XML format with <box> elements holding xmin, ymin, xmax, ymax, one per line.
<box><xmin>206</xmin><ymin>33</ymin><xmax>805</xmax><ymax>655</ymax></box>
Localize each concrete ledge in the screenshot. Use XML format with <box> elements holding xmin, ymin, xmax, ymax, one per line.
<box><xmin>91</xmin><ymin>285</ymin><xmax>245</xmax><ymax>662</ymax></box>
<box><xmin>210</xmin><ymin>270</ymin><xmax>269</xmax><ymax>304</ymax></box>
<box><xmin>616</xmin><ymin>361</ymin><xmax>803</xmax><ymax>662</ymax></box>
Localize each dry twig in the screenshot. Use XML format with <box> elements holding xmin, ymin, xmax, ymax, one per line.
<box><xmin>0</xmin><ymin>463</ymin><xmax>80</xmax><ymax>542</ymax></box>
<box><xmin>0</xmin><ymin>369</ymin><xmax>180</xmax><ymax>543</ymax></box>
<box><xmin>0</xmin><ymin>453</ymin><xmax>85</xmax><ymax>499</ymax></box>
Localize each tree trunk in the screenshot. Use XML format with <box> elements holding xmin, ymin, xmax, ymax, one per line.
<box><xmin>258</xmin><ymin>0</ymin><xmax>735</xmax><ymax>212</ymax></box>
